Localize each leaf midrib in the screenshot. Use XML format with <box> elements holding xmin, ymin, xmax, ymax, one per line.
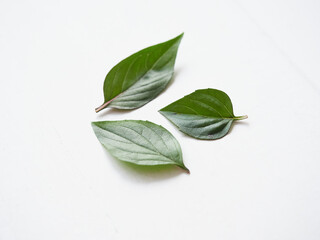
<box><xmin>107</xmin><ymin>41</ymin><xmax>177</xmax><ymax>105</ymax></box>
<box><xmin>160</xmin><ymin>111</ymin><xmax>236</xmax><ymax>120</ymax></box>
<box><xmin>197</xmin><ymin>92</ymin><xmax>234</xmax><ymax>117</ymax></box>
<box><xmin>96</xmin><ymin>124</ymin><xmax>177</xmax><ymax>163</ymax></box>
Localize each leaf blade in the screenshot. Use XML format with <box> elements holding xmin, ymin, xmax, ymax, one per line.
<box><xmin>159</xmin><ymin>89</ymin><xmax>247</xmax><ymax>140</ymax></box>
<box><xmin>91</xmin><ymin>120</ymin><xmax>188</xmax><ymax>172</ymax></box>
<box><xmin>95</xmin><ymin>33</ymin><xmax>183</xmax><ymax>112</ymax></box>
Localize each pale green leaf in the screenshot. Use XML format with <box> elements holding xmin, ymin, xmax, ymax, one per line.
<box><xmin>91</xmin><ymin>120</ymin><xmax>189</xmax><ymax>172</ymax></box>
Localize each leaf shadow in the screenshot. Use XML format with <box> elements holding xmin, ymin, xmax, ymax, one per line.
<box><xmin>102</xmin><ymin>149</ymin><xmax>186</xmax><ymax>183</ymax></box>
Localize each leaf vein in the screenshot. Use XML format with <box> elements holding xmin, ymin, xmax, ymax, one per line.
<box><xmin>103</xmin><ymin>124</ymin><xmax>175</xmax><ymax>163</ymax></box>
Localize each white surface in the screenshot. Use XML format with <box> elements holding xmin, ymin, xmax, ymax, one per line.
<box><xmin>1</xmin><ymin>0</ymin><xmax>320</xmax><ymax>239</ymax></box>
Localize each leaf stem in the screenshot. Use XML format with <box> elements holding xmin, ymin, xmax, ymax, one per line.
<box><xmin>234</xmin><ymin>115</ymin><xmax>248</xmax><ymax>120</ymax></box>
<box><xmin>95</xmin><ymin>95</ymin><xmax>121</xmax><ymax>113</ymax></box>
<box><xmin>95</xmin><ymin>102</ymin><xmax>109</xmax><ymax>113</ymax></box>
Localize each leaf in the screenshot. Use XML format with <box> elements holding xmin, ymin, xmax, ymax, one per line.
<box><xmin>91</xmin><ymin>120</ymin><xmax>189</xmax><ymax>172</ymax></box>
<box><xmin>95</xmin><ymin>33</ymin><xmax>183</xmax><ymax>112</ymax></box>
<box><xmin>159</xmin><ymin>89</ymin><xmax>247</xmax><ymax>140</ymax></box>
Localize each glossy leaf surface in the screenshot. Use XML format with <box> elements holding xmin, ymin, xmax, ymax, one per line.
<box><xmin>159</xmin><ymin>89</ymin><xmax>247</xmax><ymax>140</ymax></box>
<box><xmin>91</xmin><ymin>120</ymin><xmax>188</xmax><ymax>172</ymax></box>
<box><xmin>95</xmin><ymin>34</ymin><xmax>183</xmax><ymax>112</ymax></box>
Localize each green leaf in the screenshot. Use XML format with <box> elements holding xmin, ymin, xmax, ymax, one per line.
<box><xmin>91</xmin><ymin>120</ymin><xmax>189</xmax><ymax>172</ymax></box>
<box><xmin>95</xmin><ymin>33</ymin><xmax>183</xmax><ymax>113</ymax></box>
<box><xmin>159</xmin><ymin>89</ymin><xmax>247</xmax><ymax>140</ymax></box>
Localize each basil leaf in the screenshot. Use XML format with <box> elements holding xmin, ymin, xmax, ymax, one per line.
<box><xmin>159</xmin><ymin>89</ymin><xmax>247</xmax><ymax>140</ymax></box>
<box><xmin>95</xmin><ymin>33</ymin><xmax>183</xmax><ymax>113</ymax></box>
<box><xmin>91</xmin><ymin>120</ymin><xmax>189</xmax><ymax>172</ymax></box>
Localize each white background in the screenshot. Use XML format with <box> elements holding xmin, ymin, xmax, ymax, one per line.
<box><xmin>1</xmin><ymin>0</ymin><xmax>320</xmax><ymax>239</ymax></box>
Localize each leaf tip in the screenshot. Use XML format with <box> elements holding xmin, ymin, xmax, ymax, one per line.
<box><xmin>91</xmin><ymin>121</ymin><xmax>99</xmax><ymax>129</ymax></box>
<box><xmin>179</xmin><ymin>165</ymin><xmax>190</xmax><ymax>174</ymax></box>
<box><xmin>173</xmin><ymin>32</ymin><xmax>184</xmax><ymax>42</ymax></box>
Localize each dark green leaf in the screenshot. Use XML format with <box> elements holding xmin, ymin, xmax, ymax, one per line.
<box><xmin>95</xmin><ymin>33</ymin><xmax>183</xmax><ymax>112</ymax></box>
<box><xmin>159</xmin><ymin>89</ymin><xmax>247</xmax><ymax>140</ymax></box>
<box><xmin>91</xmin><ymin>120</ymin><xmax>189</xmax><ymax>172</ymax></box>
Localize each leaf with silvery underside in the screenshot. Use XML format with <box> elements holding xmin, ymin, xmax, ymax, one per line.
<box><xmin>95</xmin><ymin>33</ymin><xmax>183</xmax><ymax>113</ymax></box>
<box><xmin>159</xmin><ymin>89</ymin><xmax>247</xmax><ymax>140</ymax></box>
<box><xmin>91</xmin><ymin>120</ymin><xmax>189</xmax><ymax>172</ymax></box>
